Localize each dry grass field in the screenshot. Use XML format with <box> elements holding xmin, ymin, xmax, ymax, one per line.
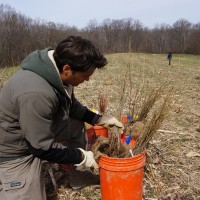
<box><xmin>74</xmin><ymin>53</ymin><xmax>200</xmax><ymax>199</ymax></box>
<box><xmin>1</xmin><ymin>53</ymin><xmax>200</xmax><ymax>199</ymax></box>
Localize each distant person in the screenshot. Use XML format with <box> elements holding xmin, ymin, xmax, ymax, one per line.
<box><xmin>167</xmin><ymin>52</ymin><xmax>172</xmax><ymax>65</ymax></box>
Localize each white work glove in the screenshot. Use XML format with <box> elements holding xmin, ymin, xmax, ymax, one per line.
<box><xmin>97</xmin><ymin>116</ymin><xmax>124</xmax><ymax>129</ymax></box>
<box><xmin>75</xmin><ymin>148</ymin><xmax>99</xmax><ymax>171</ymax></box>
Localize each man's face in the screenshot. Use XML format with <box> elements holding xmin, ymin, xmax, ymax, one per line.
<box><xmin>61</xmin><ymin>66</ymin><xmax>96</xmax><ymax>86</ymax></box>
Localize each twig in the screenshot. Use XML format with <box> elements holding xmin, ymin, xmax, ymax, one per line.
<box><xmin>98</xmin><ymin>94</ymin><xmax>108</xmax><ymax>114</ymax></box>
<box><xmin>48</xmin><ymin>168</ymin><xmax>57</xmax><ymax>191</ymax></box>
<box><xmin>117</xmin><ymin>64</ymin><xmax>129</xmax><ymax>120</ymax></box>
<box><xmin>157</xmin><ymin>129</ymin><xmax>177</xmax><ymax>134</ymax></box>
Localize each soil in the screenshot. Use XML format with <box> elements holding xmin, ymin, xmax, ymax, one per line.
<box><xmin>45</xmin><ymin>53</ymin><xmax>200</xmax><ymax>200</ymax></box>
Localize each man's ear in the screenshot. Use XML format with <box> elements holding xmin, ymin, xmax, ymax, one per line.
<box><xmin>60</xmin><ymin>64</ymin><xmax>72</xmax><ymax>81</ymax></box>
<box><xmin>62</xmin><ymin>64</ymin><xmax>72</xmax><ymax>76</ymax></box>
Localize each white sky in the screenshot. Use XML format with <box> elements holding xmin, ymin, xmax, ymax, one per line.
<box><xmin>1</xmin><ymin>0</ymin><xmax>199</xmax><ymax>29</ymax></box>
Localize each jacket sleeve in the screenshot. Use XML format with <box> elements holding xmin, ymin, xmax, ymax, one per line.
<box><xmin>69</xmin><ymin>93</ymin><xmax>101</xmax><ymax>125</ymax></box>
<box><xmin>16</xmin><ymin>92</ymin><xmax>82</xmax><ymax>164</ymax></box>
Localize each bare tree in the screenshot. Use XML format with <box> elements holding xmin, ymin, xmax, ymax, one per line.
<box><xmin>0</xmin><ymin>3</ymin><xmax>200</xmax><ymax>68</ymax></box>
<box><xmin>186</xmin><ymin>23</ymin><xmax>200</xmax><ymax>54</ymax></box>
<box><xmin>173</xmin><ymin>19</ymin><xmax>192</xmax><ymax>53</ymax></box>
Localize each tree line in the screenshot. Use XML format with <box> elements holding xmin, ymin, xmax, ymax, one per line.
<box><xmin>0</xmin><ymin>4</ymin><xmax>200</xmax><ymax>67</ymax></box>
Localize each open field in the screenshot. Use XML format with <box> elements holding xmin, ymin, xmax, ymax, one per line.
<box><xmin>75</xmin><ymin>53</ymin><xmax>200</xmax><ymax>199</ymax></box>
<box><xmin>1</xmin><ymin>53</ymin><xmax>200</xmax><ymax>199</ymax></box>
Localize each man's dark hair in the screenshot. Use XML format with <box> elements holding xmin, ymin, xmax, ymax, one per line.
<box><xmin>53</xmin><ymin>36</ymin><xmax>107</xmax><ymax>72</ymax></box>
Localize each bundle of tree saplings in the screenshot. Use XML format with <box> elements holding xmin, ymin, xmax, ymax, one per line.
<box><xmin>91</xmin><ymin>86</ymin><xmax>173</xmax><ymax>160</ymax></box>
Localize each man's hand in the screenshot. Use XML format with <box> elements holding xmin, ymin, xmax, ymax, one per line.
<box><xmin>75</xmin><ymin>148</ymin><xmax>99</xmax><ymax>171</ymax></box>
<box><xmin>97</xmin><ymin>116</ymin><xmax>123</xmax><ymax>128</ymax></box>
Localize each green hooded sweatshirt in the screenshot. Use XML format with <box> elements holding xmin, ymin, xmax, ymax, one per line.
<box><xmin>0</xmin><ymin>48</ymin><xmax>99</xmax><ymax>164</ymax></box>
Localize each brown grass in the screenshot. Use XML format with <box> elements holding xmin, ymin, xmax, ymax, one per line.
<box><xmin>2</xmin><ymin>53</ymin><xmax>199</xmax><ymax>199</ymax></box>
<box><xmin>138</xmin><ymin>85</ymin><xmax>166</xmax><ymax>122</ymax></box>
<box><xmin>74</xmin><ymin>53</ymin><xmax>200</xmax><ymax>199</ymax></box>
<box><xmin>132</xmin><ymin>87</ymin><xmax>173</xmax><ymax>155</ymax></box>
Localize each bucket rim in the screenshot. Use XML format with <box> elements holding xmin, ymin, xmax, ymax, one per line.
<box><xmin>93</xmin><ymin>125</ymin><xmax>107</xmax><ymax>130</ymax></box>
<box><xmin>99</xmin><ymin>151</ymin><xmax>146</xmax><ymax>171</ymax></box>
<box><xmin>99</xmin><ymin>150</ymin><xmax>146</xmax><ymax>161</ymax></box>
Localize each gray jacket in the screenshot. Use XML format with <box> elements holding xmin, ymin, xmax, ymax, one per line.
<box><xmin>0</xmin><ymin>48</ymin><xmax>99</xmax><ymax>164</ymax></box>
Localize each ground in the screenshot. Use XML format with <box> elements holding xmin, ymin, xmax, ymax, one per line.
<box><xmin>73</xmin><ymin>53</ymin><xmax>200</xmax><ymax>199</ymax></box>
<box><xmin>46</xmin><ymin>53</ymin><xmax>200</xmax><ymax>200</ymax></box>
<box><xmin>3</xmin><ymin>53</ymin><xmax>199</xmax><ymax>199</ymax></box>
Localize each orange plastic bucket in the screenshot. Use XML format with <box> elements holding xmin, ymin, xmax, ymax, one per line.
<box><xmin>93</xmin><ymin>125</ymin><xmax>108</xmax><ymax>137</ymax></box>
<box><xmin>121</xmin><ymin>115</ymin><xmax>128</xmax><ymax>124</ymax></box>
<box><xmin>120</xmin><ymin>137</ymin><xmax>136</xmax><ymax>148</ymax></box>
<box><xmin>59</xmin><ymin>163</ymin><xmax>74</xmax><ymax>170</ymax></box>
<box><xmin>99</xmin><ymin>151</ymin><xmax>146</xmax><ymax>200</ymax></box>
<box><xmin>86</xmin><ymin>126</ymin><xmax>96</xmax><ymax>150</ymax></box>
<box><xmin>129</xmin><ymin>138</ymin><xmax>136</xmax><ymax>148</ymax></box>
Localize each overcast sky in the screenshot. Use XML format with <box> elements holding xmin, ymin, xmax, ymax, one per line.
<box><xmin>1</xmin><ymin>0</ymin><xmax>199</xmax><ymax>28</ymax></box>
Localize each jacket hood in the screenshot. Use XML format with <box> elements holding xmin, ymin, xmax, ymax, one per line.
<box><xmin>21</xmin><ymin>48</ymin><xmax>67</xmax><ymax>98</ymax></box>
